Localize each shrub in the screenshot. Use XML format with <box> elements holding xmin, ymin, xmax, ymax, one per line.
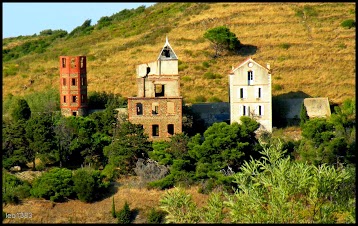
<box><xmin>194</xmin><ymin>95</ymin><xmax>207</xmax><ymax>103</ymax></box>
<box><xmin>147</xmin><ymin>208</ymin><xmax>166</xmax><ymax>223</ymax></box>
<box><xmin>203</xmin><ymin>72</ymin><xmax>222</xmax><ymax>79</ymax></box>
<box><xmin>147</xmin><ymin>174</ymin><xmax>175</xmax><ymax>190</ymax></box>
<box><xmin>181</xmin><ymin>76</ymin><xmax>192</xmax><ymax>82</ymax></box>
<box><xmin>273</xmin><ymin>84</ymin><xmax>283</xmax><ymax>91</ymax></box>
<box><xmin>341</xmin><ymin>19</ymin><xmax>355</xmax><ymax>29</ymax></box>
<box><xmin>202</xmin><ymin>61</ymin><xmax>210</xmax><ymax>68</ymax></box>
<box><xmin>208</xmin><ymin>96</ymin><xmax>222</xmax><ymax>102</ymax></box>
<box><xmin>72</xmin><ymin>168</ymin><xmax>110</xmax><ymax>203</ymax></box>
<box><xmin>279</xmin><ymin>43</ymin><xmax>291</xmax><ymax>49</ymax></box>
<box><xmin>117</xmin><ymin>201</ymin><xmax>132</xmax><ymax>224</ymax></box>
<box><xmin>30</xmin><ymin>167</ymin><xmax>74</xmax><ymax>202</ymax></box>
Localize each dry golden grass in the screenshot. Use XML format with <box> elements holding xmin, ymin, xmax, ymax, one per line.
<box><xmin>2</xmin><ymin>3</ymin><xmax>355</xmax><ymax>104</ymax></box>
<box><xmin>2</xmin><ymin>176</ymin><xmax>209</xmax><ymax>224</ymax></box>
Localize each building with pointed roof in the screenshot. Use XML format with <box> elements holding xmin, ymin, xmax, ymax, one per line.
<box><xmin>229</xmin><ymin>57</ymin><xmax>272</xmax><ymax>132</ymax></box>
<box><xmin>127</xmin><ymin>37</ymin><xmax>183</xmax><ymax>141</ymax></box>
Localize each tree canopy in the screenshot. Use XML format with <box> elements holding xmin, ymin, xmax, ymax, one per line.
<box><xmin>203</xmin><ymin>26</ymin><xmax>241</xmax><ymax>57</ymax></box>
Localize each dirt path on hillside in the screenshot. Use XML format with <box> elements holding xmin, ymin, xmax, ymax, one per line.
<box><xmin>3</xmin><ymin>176</ymin><xmax>209</xmax><ymax>224</ymax></box>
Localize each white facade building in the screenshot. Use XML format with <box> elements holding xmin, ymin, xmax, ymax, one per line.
<box><xmin>229</xmin><ymin>57</ymin><xmax>272</xmax><ymax>132</ymax></box>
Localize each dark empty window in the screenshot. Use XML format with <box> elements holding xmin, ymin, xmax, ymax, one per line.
<box><xmin>152</xmin><ymin>103</ymin><xmax>159</xmax><ymax>115</ymax></box>
<box><xmin>136</xmin><ymin>103</ymin><xmax>143</xmax><ymax>115</ymax></box>
<box><xmin>258</xmin><ymin>87</ymin><xmax>261</xmax><ymax>98</ymax></box>
<box><xmin>72</xmin><ymin>95</ymin><xmax>77</xmax><ymax>103</ymax></box>
<box><xmin>62</xmin><ymin>58</ymin><xmax>66</xmax><ymax>68</ymax></box>
<box><xmin>63</xmin><ymin>78</ymin><xmax>66</xmax><ymax>86</ymax></box>
<box><xmin>167</xmin><ymin>124</ymin><xmax>174</xmax><ymax>135</ymax></box>
<box><xmin>155</xmin><ymin>84</ymin><xmax>165</xmax><ymax>97</ymax></box>
<box><xmin>162</xmin><ymin>47</ymin><xmax>170</xmax><ymax>57</ymax></box>
<box><xmin>63</xmin><ymin>96</ymin><xmax>66</xmax><ymax>103</ymax></box>
<box><xmin>72</xmin><ymin>78</ymin><xmax>76</xmax><ymax>86</ymax></box>
<box><xmin>240</xmin><ymin>88</ymin><xmax>244</xmax><ymax>98</ymax></box>
<box><xmin>152</xmin><ymin>125</ymin><xmax>159</xmax><ymax>137</ymax></box>
<box><xmin>72</xmin><ymin>111</ymin><xmax>77</xmax><ymax>116</ymax></box>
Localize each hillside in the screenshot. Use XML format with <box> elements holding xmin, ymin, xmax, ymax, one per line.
<box><xmin>2</xmin><ymin>2</ymin><xmax>356</xmax><ymax>105</ymax></box>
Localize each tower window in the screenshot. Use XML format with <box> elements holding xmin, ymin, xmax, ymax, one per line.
<box><xmin>152</xmin><ymin>125</ymin><xmax>159</xmax><ymax>137</ymax></box>
<box><xmin>72</xmin><ymin>78</ymin><xmax>77</xmax><ymax>86</ymax></box>
<box><xmin>62</xmin><ymin>78</ymin><xmax>66</xmax><ymax>86</ymax></box>
<box><xmin>71</xmin><ymin>58</ymin><xmax>76</xmax><ymax>68</ymax></box>
<box><xmin>136</xmin><ymin>103</ymin><xmax>143</xmax><ymax>115</ymax></box>
<box><xmin>80</xmin><ymin>57</ymin><xmax>84</xmax><ymax>68</ymax></box>
<box><xmin>63</xmin><ymin>96</ymin><xmax>66</xmax><ymax>103</ymax></box>
<box><xmin>72</xmin><ymin>95</ymin><xmax>78</xmax><ymax>103</ymax></box>
<box><xmin>167</xmin><ymin>124</ymin><xmax>174</xmax><ymax>135</ymax></box>
<box><xmin>162</xmin><ymin>47</ymin><xmax>170</xmax><ymax>57</ymax></box>
<box><xmin>152</xmin><ymin>102</ymin><xmax>159</xmax><ymax>115</ymax></box>
<box><xmin>155</xmin><ymin>84</ymin><xmax>165</xmax><ymax>97</ymax></box>
<box><xmin>62</xmin><ymin>58</ymin><xmax>66</xmax><ymax>68</ymax></box>
<box><xmin>258</xmin><ymin>87</ymin><xmax>262</xmax><ymax>98</ymax></box>
<box><xmin>248</xmin><ymin>71</ymin><xmax>253</xmax><ymax>85</ymax></box>
<box><xmin>239</xmin><ymin>87</ymin><xmax>247</xmax><ymax>99</ymax></box>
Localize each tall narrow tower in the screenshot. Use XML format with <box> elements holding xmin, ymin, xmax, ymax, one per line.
<box><xmin>59</xmin><ymin>56</ymin><xmax>88</xmax><ymax>117</ymax></box>
<box><xmin>127</xmin><ymin>37</ymin><xmax>183</xmax><ymax>141</ymax></box>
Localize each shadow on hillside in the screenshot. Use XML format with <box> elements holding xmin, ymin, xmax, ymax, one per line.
<box><xmin>237</xmin><ymin>44</ymin><xmax>258</xmax><ymax>56</ymax></box>
<box><xmin>96</xmin><ymin>181</ymin><xmax>119</xmax><ymax>202</ymax></box>
<box><xmin>272</xmin><ymin>91</ymin><xmax>311</xmax><ymax>128</ymax></box>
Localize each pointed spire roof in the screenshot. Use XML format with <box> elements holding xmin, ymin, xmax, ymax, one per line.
<box><xmin>157</xmin><ymin>36</ymin><xmax>178</xmax><ymax>60</ymax></box>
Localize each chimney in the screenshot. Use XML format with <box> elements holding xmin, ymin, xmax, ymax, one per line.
<box><xmin>266</xmin><ymin>63</ymin><xmax>270</xmax><ymax>70</ymax></box>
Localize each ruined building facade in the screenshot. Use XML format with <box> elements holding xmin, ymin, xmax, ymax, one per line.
<box><xmin>59</xmin><ymin>56</ymin><xmax>88</xmax><ymax>117</ymax></box>
<box><xmin>127</xmin><ymin>38</ymin><xmax>183</xmax><ymax>141</ymax></box>
<box><xmin>229</xmin><ymin>57</ymin><xmax>272</xmax><ymax>132</ymax></box>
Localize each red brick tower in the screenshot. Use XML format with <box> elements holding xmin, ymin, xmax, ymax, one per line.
<box><xmin>59</xmin><ymin>56</ymin><xmax>88</xmax><ymax>117</ymax></box>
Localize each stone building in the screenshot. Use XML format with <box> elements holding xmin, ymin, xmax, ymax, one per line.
<box><xmin>229</xmin><ymin>57</ymin><xmax>272</xmax><ymax>132</ymax></box>
<box><xmin>127</xmin><ymin>37</ymin><xmax>183</xmax><ymax>141</ymax></box>
<box><xmin>59</xmin><ymin>56</ymin><xmax>88</xmax><ymax>117</ymax></box>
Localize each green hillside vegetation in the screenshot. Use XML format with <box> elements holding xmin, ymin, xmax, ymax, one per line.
<box><xmin>2</xmin><ymin>2</ymin><xmax>355</xmax><ymax>105</ymax></box>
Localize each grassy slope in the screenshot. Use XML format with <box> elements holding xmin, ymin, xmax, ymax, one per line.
<box><xmin>2</xmin><ymin>2</ymin><xmax>355</xmax><ymax>105</ymax></box>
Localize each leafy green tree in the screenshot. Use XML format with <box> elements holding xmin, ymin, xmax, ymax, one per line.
<box><xmin>117</xmin><ymin>201</ymin><xmax>132</xmax><ymax>224</ymax></box>
<box><xmin>203</xmin><ymin>26</ymin><xmax>241</xmax><ymax>57</ymax></box>
<box><xmin>25</xmin><ymin>112</ymin><xmax>56</xmax><ymax>169</ymax></box>
<box><xmin>72</xmin><ymin>168</ymin><xmax>110</xmax><ymax>203</ymax></box>
<box><xmin>11</xmin><ymin>98</ymin><xmax>31</xmax><ymax>122</ymax></box>
<box><xmin>2</xmin><ymin>171</ymin><xmax>31</xmax><ymax>205</ymax></box>
<box><xmin>188</xmin><ymin>118</ymin><xmax>260</xmax><ymax>179</ymax></box>
<box><xmin>224</xmin><ymin>139</ymin><xmax>355</xmax><ymax>223</ymax></box>
<box><xmin>31</xmin><ymin>167</ymin><xmax>74</xmax><ymax>202</ymax></box>
<box><xmin>2</xmin><ymin>120</ymin><xmax>31</xmax><ymax>169</ymax></box>
<box><xmin>103</xmin><ymin>121</ymin><xmax>152</xmax><ymax>174</ymax></box>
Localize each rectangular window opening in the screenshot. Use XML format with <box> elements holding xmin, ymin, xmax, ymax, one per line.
<box><xmin>63</xmin><ymin>96</ymin><xmax>66</xmax><ymax>103</ymax></box>
<box><xmin>72</xmin><ymin>78</ymin><xmax>76</xmax><ymax>86</ymax></box>
<box><xmin>81</xmin><ymin>77</ymin><xmax>85</xmax><ymax>86</ymax></box>
<box><xmin>152</xmin><ymin>125</ymin><xmax>159</xmax><ymax>137</ymax></box>
<box><xmin>72</xmin><ymin>96</ymin><xmax>77</xmax><ymax>103</ymax></box>
<box><xmin>167</xmin><ymin>124</ymin><xmax>174</xmax><ymax>135</ymax></box>
<box><xmin>62</xmin><ymin>78</ymin><xmax>66</xmax><ymax>86</ymax></box>
<box><xmin>240</xmin><ymin>88</ymin><xmax>244</xmax><ymax>98</ymax></box>
<box><xmin>258</xmin><ymin>87</ymin><xmax>261</xmax><ymax>98</ymax></box>
<box><xmin>248</xmin><ymin>71</ymin><xmax>253</xmax><ymax>85</ymax></box>
<box><xmin>80</xmin><ymin>57</ymin><xmax>84</xmax><ymax>68</ymax></box>
<box><xmin>136</xmin><ymin>103</ymin><xmax>143</xmax><ymax>115</ymax></box>
<box><xmin>62</xmin><ymin>58</ymin><xmax>66</xmax><ymax>68</ymax></box>
<box><xmin>71</xmin><ymin>58</ymin><xmax>76</xmax><ymax>68</ymax></box>
<box><xmin>155</xmin><ymin>84</ymin><xmax>165</xmax><ymax>97</ymax></box>
<box><xmin>152</xmin><ymin>103</ymin><xmax>159</xmax><ymax>115</ymax></box>
<box><xmin>72</xmin><ymin>111</ymin><xmax>77</xmax><ymax>116</ymax></box>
